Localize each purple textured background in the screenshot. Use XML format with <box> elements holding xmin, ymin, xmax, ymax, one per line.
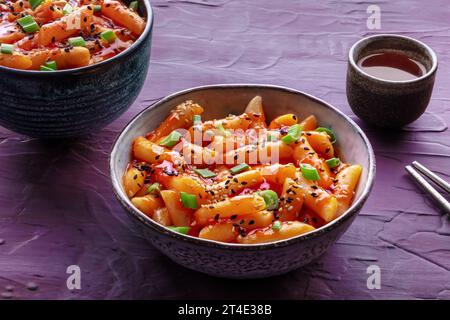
<box><xmin>0</xmin><ymin>0</ymin><xmax>449</xmax><ymax>299</ymax></box>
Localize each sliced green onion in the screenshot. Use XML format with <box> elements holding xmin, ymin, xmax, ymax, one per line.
<box><xmin>40</xmin><ymin>65</ymin><xmax>54</xmax><ymax>71</ymax></box>
<box><xmin>301</xmin><ymin>164</ymin><xmax>320</xmax><ymax>181</ymax></box>
<box><xmin>63</xmin><ymin>3</ymin><xmax>73</xmax><ymax>14</ymax></box>
<box><xmin>168</xmin><ymin>226</ymin><xmax>190</xmax><ymax>234</ymax></box>
<box><xmin>68</xmin><ymin>36</ymin><xmax>86</xmax><ymax>47</ymax></box>
<box><xmin>194</xmin><ymin>168</ymin><xmax>217</xmax><ymax>179</ymax></box>
<box><xmin>159</xmin><ymin>130</ymin><xmax>182</xmax><ymax>148</ymax></box>
<box><xmin>281</xmin><ymin>124</ymin><xmax>302</xmax><ymax>144</ymax></box>
<box><xmin>129</xmin><ymin>1</ymin><xmax>138</xmax><ymax>11</ymax></box>
<box><xmin>29</xmin><ymin>0</ymin><xmax>44</xmax><ymax>10</ymax></box>
<box><xmin>272</xmin><ymin>220</ymin><xmax>282</xmax><ymax>231</ymax></box>
<box><xmin>230</xmin><ymin>163</ymin><xmax>250</xmax><ymax>175</ymax></box>
<box><xmin>22</xmin><ymin>22</ymin><xmax>40</xmax><ymax>33</ymax></box>
<box><xmin>17</xmin><ymin>15</ymin><xmax>35</xmax><ymax>26</ymax></box>
<box><xmin>216</xmin><ymin>123</ymin><xmax>231</xmax><ymax>137</ymax></box>
<box><xmin>44</xmin><ymin>60</ymin><xmax>57</xmax><ymax>70</ymax></box>
<box><xmin>100</xmin><ymin>30</ymin><xmax>117</xmax><ymax>43</ymax></box>
<box><xmin>17</xmin><ymin>16</ymin><xmax>40</xmax><ymax>33</ymax></box>
<box><xmin>1</xmin><ymin>43</ymin><xmax>14</xmax><ymax>54</ymax></box>
<box><xmin>147</xmin><ymin>182</ymin><xmax>161</xmax><ymax>194</ymax></box>
<box><xmin>180</xmin><ymin>192</ymin><xmax>197</xmax><ymax>209</ymax></box>
<box><xmin>93</xmin><ymin>4</ymin><xmax>102</xmax><ymax>12</ymax></box>
<box><xmin>267</xmin><ymin>132</ymin><xmax>277</xmax><ymax>142</ymax></box>
<box><xmin>325</xmin><ymin>157</ymin><xmax>340</xmax><ymax>168</ymax></box>
<box><xmin>260</xmin><ymin>190</ymin><xmax>279</xmax><ymax>211</ymax></box>
<box><xmin>316</xmin><ymin>127</ymin><xmax>337</xmax><ymax>144</ymax></box>
<box><xmin>193</xmin><ymin>115</ymin><xmax>201</xmax><ymax>125</ymax></box>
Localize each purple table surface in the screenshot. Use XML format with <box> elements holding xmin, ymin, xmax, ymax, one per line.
<box><xmin>0</xmin><ymin>0</ymin><xmax>449</xmax><ymax>300</ymax></box>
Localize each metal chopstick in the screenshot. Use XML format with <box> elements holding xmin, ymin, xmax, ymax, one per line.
<box><xmin>411</xmin><ymin>161</ymin><xmax>450</xmax><ymax>194</ymax></box>
<box><xmin>405</xmin><ymin>165</ymin><xmax>450</xmax><ymax>214</ymax></box>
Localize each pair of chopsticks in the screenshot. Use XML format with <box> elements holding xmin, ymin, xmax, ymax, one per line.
<box><xmin>405</xmin><ymin>161</ymin><xmax>450</xmax><ymax>215</ymax></box>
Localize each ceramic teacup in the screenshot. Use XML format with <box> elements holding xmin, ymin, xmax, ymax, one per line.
<box><xmin>346</xmin><ymin>34</ymin><xmax>437</xmax><ymax>128</ymax></box>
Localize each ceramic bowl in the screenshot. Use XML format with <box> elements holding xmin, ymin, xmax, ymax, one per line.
<box><xmin>0</xmin><ymin>0</ymin><xmax>153</xmax><ymax>139</ymax></box>
<box><xmin>347</xmin><ymin>34</ymin><xmax>438</xmax><ymax>128</ymax></box>
<box><xmin>110</xmin><ymin>84</ymin><xmax>376</xmax><ymax>279</ymax></box>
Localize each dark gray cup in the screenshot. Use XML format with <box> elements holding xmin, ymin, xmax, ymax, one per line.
<box><xmin>347</xmin><ymin>34</ymin><xmax>437</xmax><ymax>128</ymax></box>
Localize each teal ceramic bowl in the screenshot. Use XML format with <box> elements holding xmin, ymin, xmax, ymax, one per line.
<box><xmin>0</xmin><ymin>0</ymin><xmax>153</xmax><ymax>138</ymax></box>
<box><xmin>110</xmin><ymin>84</ymin><xmax>376</xmax><ymax>279</ymax></box>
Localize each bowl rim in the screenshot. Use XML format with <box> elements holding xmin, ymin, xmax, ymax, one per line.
<box><xmin>0</xmin><ymin>0</ymin><xmax>153</xmax><ymax>75</ymax></box>
<box><xmin>110</xmin><ymin>84</ymin><xmax>376</xmax><ymax>250</ymax></box>
<box><xmin>348</xmin><ymin>33</ymin><xmax>438</xmax><ymax>84</ymax></box>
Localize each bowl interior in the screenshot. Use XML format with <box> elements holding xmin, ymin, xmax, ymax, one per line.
<box><xmin>111</xmin><ymin>85</ymin><xmax>374</xmax><ymax>245</ymax></box>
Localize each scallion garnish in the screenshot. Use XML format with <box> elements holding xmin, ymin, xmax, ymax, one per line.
<box><xmin>325</xmin><ymin>157</ymin><xmax>340</xmax><ymax>168</ymax></box>
<box><xmin>63</xmin><ymin>3</ymin><xmax>73</xmax><ymax>14</ymax></box>
<box><xmin>180</xmin><ymin>192</ymin><xmax>197</xmax><ymax>209</ymax></box>
<box><xmin>147</xmin><ymin>182</ymin><xmax>161</xmax><ymax>194</ymax></box>
<box><xmin>44</xmin><ymin>60</ymin><xmax>57</xmax><ymax>70</ymax></box>
<box><xmin>168</xmin><ymin>226</ymin><xmax>190</xmax><ymax>234</ymax></box>
<box><xmin>281</xmin><ymin>124</ymin><xmax>302</xmax><ymax>144</ymax></box>
<box><xmin>68</xmin><ymin>36</ymin><xmax>86</xmax><ymax>47</ymax></box>
<box><xmin>194</xmin><ymin>168</ymin><xmax>217</xmax><ymax>179</ymax></box>
<box><xmin>260</xmin><ymin>190</ymin><xmax>279</xmax><ymax>211</ymax></box>
<box><xmin>40</xmin><ymin>65</ymin><xmax>55</xmax><ymax>71</ymax></box>
<box><xmin>216</xmin><ymin>123</ymin><xmax>231</xmax><ymax>137</ymax></box>
<box><xmin>301</xmin><ymin>164</ymin><xmax>320</xmax><ymax>181</ymax></box>
<box><xmin>272</xmin><ymin>220</ymin><xmax>282</xmax><ymax>231</ymax></box>
<box><xmin>230</xmin><ymin>163</ymin><xmax>250</xmax><ymax>175</ymax></box>
<box><xmin>93</xmin><ymin>4</ymin><xmax>102</xmax><ymax>12</ymax></box>
<box><xmin>100</xmin><ymin>30</ymin><xmax>117</xmax><ymax>43</ymax></box>
<box><xmin>17</xmin><ymin>15</ymin><xmax>40</xmax><ymax>33</ymax></box>
<box><xmin>316</xmin><ymin>127</ymin><xmax>337</xmax><ymax>144</ymax></box>
<box><xmin>159</xmin><ymin>130</ymin><xmax>182</xmax><ymax>148</ymax></box>
<box><xmin>29</xmin><ymin>0</ymin><xmax>44</xmax><ymax>10</ymax></box>
<box><xmin>129</xmin><ymin>1</ymin><xmax>138</xmax><ymax>11</ymax></box>
<box><xmin>193</xmin><ymin>114</ymin><xmax>201</xmax><ymax>125</ymax></box>
<box><xmin>267</xmin><ymin>132</ymin><xmax>277</xmax><ymax>142</ymax></box>
<box><xmin>0</xmin><ymin>43</ymin><xmax>14</xmax><ymax>55</ymax></box>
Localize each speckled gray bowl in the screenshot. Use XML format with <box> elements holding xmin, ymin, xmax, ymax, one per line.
<box><xmin>347</xmin><ymin>34</ymin><xmax>437</xmax><ymax>128</ymax></box>
<box><xmin>0</xmin><ymin>0</ymin><xmax>153</xmax><ymax>138</ymax></box>
<box><xmin>110</xmin><ymin>84</ymin><xmax>376</xmax><ymax>279</ymax></box>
